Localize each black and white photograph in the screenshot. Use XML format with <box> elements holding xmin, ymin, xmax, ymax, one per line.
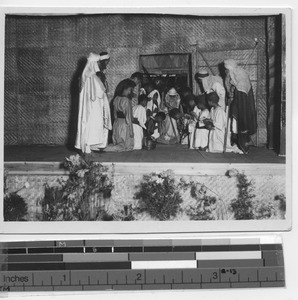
<box><xmin>0</xmin><ymin>6</ymin><xmax>290</xmax><ymax>233</ymax></box>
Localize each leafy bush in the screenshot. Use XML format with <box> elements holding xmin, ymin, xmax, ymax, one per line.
<box><xmin>253</xmin><ymin>201</ymin><xmax>276</xmax><ymax>220</ymax></box>
<box><xmin>185</xmin><ymin>183</ymin><xmax>217</xmax><ymax>220</ymax></box>
<box><xmin>41</xmin><ymin>155</ymin><xmax>114</xmax><ymax>221</ymax></box>
<box><xmin>135</xmin><ymin>170</ymin><xmax>183</xmax><ymax>220</ymax></box>
<box><xmin>4</xmin><ymin>193</ymin><xmax>28</xmax><ymax>221</ymax></box>
<box><xmin>230</xmin><ymin>173</ymin><xmax>255</xmax><ymax>220</ymax></box>
<box><xmin>275</xmin><ymin>194</ymin><xmax>286</xmax><ymax>219</ymax></box>
<box><xmin>3</xmin><ymin>169</ymin><xmax>28</xmax><ymax>221</ymax></box>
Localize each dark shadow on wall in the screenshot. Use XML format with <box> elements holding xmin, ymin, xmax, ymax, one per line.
<box><xmin>67</xmin><ymin>56</ymin><xmax>87</xmax><ymax>150</ymax></box>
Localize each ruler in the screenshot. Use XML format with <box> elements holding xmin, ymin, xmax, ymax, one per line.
<box><xmin>0</xmin><ymin>237</ymin><xmax>285</xmax><ymax>291</ymax></box>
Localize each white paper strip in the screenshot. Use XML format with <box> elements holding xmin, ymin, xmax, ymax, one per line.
<box><xmin>196</xmin><ymin>251</ymin><xmax>262</xmax><ymax>260</ymax></box>
<box><xmin>131</xmin><ymin>260</ymin><xmax>197</xmax><ymax>269</ymax></box>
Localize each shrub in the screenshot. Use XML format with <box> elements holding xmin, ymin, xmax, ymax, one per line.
<box><xmin>3</xmin><ymin>169</ymin><xmax>28</xmax><ymax>221</ymax></box>
<box><xmin>135</xmin><ymin>170</ymin><xmax>183</xmax><ymax>221</ymax></box>
<box><xmin>185</xmin><ymin>183</ymin><xmax>217</xmax><ymax>220</ymax></box>
<box><xmin>230</xmin><ymin>173</ymin><xmax>255</xmax><ymax>220</ymax></box>
<box><xmin>4</xmin><ymin>193</ymin><xmax>28</xmax><ymax>221</ymax></box>
<box><xmin>41</xmin><ymin>154</ymin><xmax>114</xmax><ymax>221</ymax></box>
<box><xmin>253</xmin><ymin>201</ymin><xmax>276</xmax><ymax>220</ymax></box>
<box><xmin>274</xmin><ymin>194</ymin><xmax>286</xmax><ymax>219</ymax></box>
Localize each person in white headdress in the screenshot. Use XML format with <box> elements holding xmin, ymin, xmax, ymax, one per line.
<box><xmin>195</xmin><ymin>69</ymin><xmax>226</xmax><ymax>110</ymax></box>
<box><xmin>224</xmin><ymin>59</ymin><xmax>257</xmax><ymax>154</ymax></box>
<box><xmin>157</xmin><ymin>87</ymin><xmax>182</xmax><ymax>144</ymax></box>
<box><xmin>143</xmin><ymin>81</ymin><xmax>161</xmax><ymax>118</ymax></box>
<box><xmin>75</xmin><ymin>52</ymin><xmax>112</xmax><ymax>154</ymax></box>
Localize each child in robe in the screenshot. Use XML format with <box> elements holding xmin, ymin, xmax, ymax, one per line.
<box><xmin>192</xmin><ymin>95</ymin><xmax>210</xmax><ymax>150</ymax></box>
<box><xmin>204</xmin><ymin>92</ymin><xmax>225</xmax><ymax>152</ymax></box>
<box><xmin>206</xmin><ymin>92</ymin><xmax>242</xmax><ymax>153</ymax></box>
<box><xmin>132</xmin><ymin>94</ymin><xmax>148</xmax><ymax>150</ymax></box>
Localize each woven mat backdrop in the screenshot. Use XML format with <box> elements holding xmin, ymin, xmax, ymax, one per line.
<box><xmin>5</xmin><ymin>14</ymin><xmax>268</xmax><ymax>145</ymax></box>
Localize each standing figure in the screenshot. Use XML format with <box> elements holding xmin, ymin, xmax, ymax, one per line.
<box><xmin>75</xmin><ymin>52</ymin><xmax>112</xmax><ymax>154</ymax></box>
<box><xmin>206</xmin><ymin>92</ymin><xmax>242</xmax><ymax>154</ymax></box>
<box><xmin>132</xmin><ymin>94</ymin><xmax>148</xmax><ymax>150</ymax></box>
<box><xmin>195</xmin><ymin>70</ymin><xmax>226</xmax><ymax>110</ymax></box>
<box><xmin>105</xmin><ymin>79</ymin><xmax>136</xmax><ymax>152</ymax></box>
<box><xmin>224</xmin><ymin>59</ymin><xmax>257</xmax><ymax>154</ymax></box>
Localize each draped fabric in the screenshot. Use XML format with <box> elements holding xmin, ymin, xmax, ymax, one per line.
<box><xmin>208</xmin><ymin>106</ymin><xmax>242</xmax><ymax>154</ymax></box>
<box><xmin>157</xmin><ymin>115</ymin><xmax>179</xmax><ymax>144</ymax></box>
<box><xmin>231</xmin><ymin>88</ymin><xmax>258</xmax><ymax>136</ymax></box>
<box><xmin>157</xmin><ymin>91</ymin><xmax>181</xmax><ymax>144</ymax></box>
<box><xmin>146</xmin><ymin>89</ymin><xmax>161</xmax><ymax>117</ymax></box>
<box><xmin>75</xmin><ymin>53</ymin><xmax>112</xmax><ymax>153</ymax></box>
<box><xmin>81</xmin><ymin>53</ymin><xmax>101</xmax><ymax>89</ymax></box>
<box><xmin>224</xmin><ymin>59</ymin><xmax>257</xmax><ymax>152</ymax></box>
<box><xmin>224</xmin><ymin>59</ymin><xmax>251</xmax><ymax>95</ymax></box>
<box><xmin>105</xmin><ymin>96</ymin><xmax>134</xmax><ymax>152</ymax></box>
<box><xmin>162</xmin><ymin>93</ymin><xmax>181</xmax><ymax>111</ymax></box>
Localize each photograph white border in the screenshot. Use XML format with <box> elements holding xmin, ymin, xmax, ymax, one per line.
<box><xmin>0</xmin><ymin>5</ymin><xmax>292</xmax><ymax>234</ymax></box>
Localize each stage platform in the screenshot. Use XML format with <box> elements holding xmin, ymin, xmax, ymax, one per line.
<box><xmin>4</xmin><ymin>144</ymin><xmax>285</xmax><ymax>164</ymax></box>
<box><xmin>3</xmin><ymin>144</ymin><xmax>287</xmax><ymax>225</ymax></box>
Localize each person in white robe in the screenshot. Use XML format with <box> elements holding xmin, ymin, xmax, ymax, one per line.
<box><xmin>195</xmin><ymin>70</ymin><xmax>226</xmax><ymax>111</ymax></box>
<box><xmin>132</xmin><ymin>95</ymin><xmax>148</xmax><ymax>150</ymax></box>
<box><xmin>206</xmin><ymin>92</ymin><xmax>242</xmax><ymax>154</ymax></box>
<box><xmin>191</xmin><ymin>95</ymin><xmax>210</xmax><ymax>150</ymax></box>
<box><xmin>158</xmin><ymin>88</ymin><xmax>181</xmax><ymax>144</ymax></box>
<box><xmin>75</xmin><ymin>52</ymin><xmax>112</xmax><ymax>154</ymax></box>
<box><xmin>144</xmin><ymin>82</ymin><xmax>161</xmax><ymax>118</ymax></box>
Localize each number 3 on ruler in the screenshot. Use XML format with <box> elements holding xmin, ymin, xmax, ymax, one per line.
<box><xmin>212</xmin><ymin>272</ymin><xmax>218</xmax><ymax>279</ymax></box>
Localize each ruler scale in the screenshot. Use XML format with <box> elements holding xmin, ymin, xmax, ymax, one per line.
<box><xmin>0</xmin><ymin>238</ymin><xmax>285</xmax><ymax>291</ymax></box>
